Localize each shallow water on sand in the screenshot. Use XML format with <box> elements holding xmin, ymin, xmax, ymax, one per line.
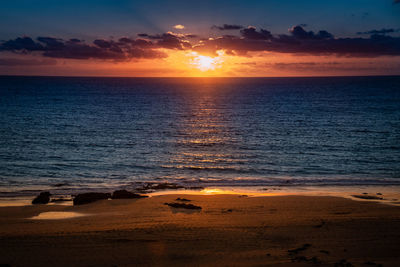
<box><xmin>29</xmin><ymin>211</ymin><xmax>87</xmax><ymax>220</ymax></box>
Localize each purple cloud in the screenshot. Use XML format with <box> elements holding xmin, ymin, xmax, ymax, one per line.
<box><xmin>194</xmin><ymin>25</ymin><xmax>400</xmax><ymax>57</ymax></box>
<box><xmin>212</xmin><ymin>24</ymin><xmax>244</xmax><ymax>30</ymax></box>
<box><xmin>357</xmin><ymin>28</ymin><xmax>400</xmax><ymax>35</ymax></box>
<box><xmin>1</xmin><ymin>25</ymin><xmax>400</xmax><ymax>61</ymax></box>
<box><xmin>0</xmin><ymin>36</ymin><xmax>167</xmax><ymax>60</ymax></box>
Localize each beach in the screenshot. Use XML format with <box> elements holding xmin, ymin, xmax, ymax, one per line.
<box><xmin>1</xmin><ymin>0</ymin><xmax>400</xmax><ymax>265</ymax></box>
<box><xmin>1</xmin><ymin>193</ymin><xmax>400</xmax><ymax>266</ymax></box>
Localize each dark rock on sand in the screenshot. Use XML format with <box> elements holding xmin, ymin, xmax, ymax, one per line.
<box><xmin>176</xmin><ymin>197</ymin><xmax>191</xmax><ymax>202</ymax></box>
<box><xmin>352</xmin><ymin>195</ymin><xmax>383</xmax><ymax>200</ymax></box>
<box><xmin>111</xmin><ymin>190</ymin><xmax>147</xmax><ymax>199</ymax></box>
<box><xmin>32</xmin><ymin>192</ymin><xmax>51</xmax><ymax>204</ymax></box>
<box><xmin>164</xmin><ymin>202</ymin><xmax>202</xmax><ymax>210</ymax></box>
<box><xmin>50</xmin><ymin>198</ymin><xmax>73</xmax><ymax>202</ymax></box>
<box><xmin>73</xmin><ymin>192</ymin><xmax>111</xmax><ymax>205</ymax></box>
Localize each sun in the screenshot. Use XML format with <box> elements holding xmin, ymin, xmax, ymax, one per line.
<box><xmin>189</xmin><ymin>51</ymin><xmax>224</xmax><ymax>72</ymax></box>
<box><xmin>196</xmin><ymin>56</ymin><xmax>215</xmax><ymax>71</ymax></box>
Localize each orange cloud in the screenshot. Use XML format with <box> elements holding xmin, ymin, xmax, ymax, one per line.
<box><xmin>173</xmin><ymin>24</ymin><xmax>185</xmax><ymax>30</ymax></box>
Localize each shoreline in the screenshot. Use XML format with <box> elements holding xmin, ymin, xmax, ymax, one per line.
<box><xmin>1</xmin><ymin>193</ymin><xmax>400</xmax><ymax>266</ymax></box>
<box><xmin>1</xmin><ymin>184</ymin><xmax>400</xmax><ymax>207</ymax></box>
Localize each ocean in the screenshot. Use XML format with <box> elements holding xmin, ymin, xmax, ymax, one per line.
<box><xmin>0</xmin><ymin>76</ymin><xmax>399</xmax><ymax>196</ymax></box>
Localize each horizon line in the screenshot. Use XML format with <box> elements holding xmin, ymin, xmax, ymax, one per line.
<box><xmin>1</xmin><ymin>74</ymin><xmax>400</xmax><ymax>79</ymax></box>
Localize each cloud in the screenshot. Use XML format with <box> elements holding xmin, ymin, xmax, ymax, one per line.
<box><xmin>289</xmin><ymin>25</ymin><xmax>333</xmax><ymax>40</ymax></box>
<box><xmin>240</xmin><ymin>26</ymin><xmax>273</xmax><ymax>40</ymax></box>
<box><xmin>173</xmin><ymin>24</ymin><xmax>185</xmax><ymax>30</ymax></box>
<box><xmin>357</xmin><ymin>28</ymin><xmax>400</xmax><ymax>35</ymax></box>
<box><xmin>0</xmin><ymin>37</ymin><xmax>44</xmax><ymax>52</ymax></box>
<box><xmin>0</xmin><ymin>36</ymin><xmax>167</xmax><ymax>60</ymax></box>
<box><xmin>184</xmin><ymin>34</ymin><xmax>198</xmax><ymax>38</ymax></box>
<box><xmin>0</xmin><ymin>32</ymin><xmax>194</xmax><ymax>61</ymax></box>
<box><xmin>137</xmin><ymin>32</ymin><xmax>193</xmax><ymax>49</ymax></box>
<box><xmin>394</xmin><ymin>0</ymin><xmax>400</xmax><ymax>4</ymax></box>
<box><xmin>194</xmin><ymin>25</ymin><xmax>400</xmax><ymax>57</ymax></box>
<box><xmin>2</xmin><ymin>24</ymin><xmax>400</xmax><ymax>62</ymax></box>
<box><xmin>0</xmin><ymin>58</ymin><xmax>57</xmax><ymax>66</ymax></box>
<box><xmin>212</xmin><ymin>24</ymin><xmax>244</xmax><ymax>30</ymax></box>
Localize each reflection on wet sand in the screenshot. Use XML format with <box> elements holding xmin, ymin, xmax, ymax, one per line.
<box><xmin>30</xmin><ymin>211</ymin><xmax>88</xmax><ymax>220</ymax></box>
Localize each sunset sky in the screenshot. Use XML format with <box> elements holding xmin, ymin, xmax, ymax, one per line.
<box><xmin>1</xmin><ymin>0</ymin><xmax>400</xmax><ymax>77</ymax></box>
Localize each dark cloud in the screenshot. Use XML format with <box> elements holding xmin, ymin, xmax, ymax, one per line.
<box><xmin>194</xmin><ymin>25</ymin><xmax>400</xmax><ymax>57</ymax></box>
<box><xmin>93</xmin><ymin>39</ymin><xmax>113</xmax><ymax>49</ymax></box>
<box><xmin>137</xmin><ymin>32</ymin><xmax>192</xmax><ymax>49</ymax></box>
<box><xmin>240</xmin><ymin>26</ymin><xmax>273</xmax><ymax>40</ymax></box>
<box><xmin>394</xmin><ymin>0</ymin><xmax>400</xmax><ymax>4</ymax></box>
<box><xmin>0</xmin><ymin>37</ymin><xmax>43</xmax><ymax>52</ymax></box>
<box><xmin>68</xmin><ymin>38</ymin><xmax>82</xmax><ymax>43</ymax></box>
<box><xmin>2</xmin><ymin>25</ymin><xmax>400</xmax><ymax>61</ymax></box>
<box><xmin>240</xmin><ymin>26</ymin><xmax>272</xmax><ymax>40</ymax></box>
<box><xmin>212</xmin><ymin>24</ymin><xmax>244</xmax><ymax>30</ymax></box>
<box><xmin>0</xmin><ymin>58</ymin><xmax>57</xmax><ymax>66</ymax></box>
<box><xmin>184</xmin><ymin>34</ymin><xmax>198</xmax><ymax>38</ymax></box>
<box><xmin>0</xmin><ymin>36</ymin><xmax>167</xmax><ymax>60</ymax></box>
<box><xmin>357</xmin><ymin>28</ymin><xmax>400</xmax><ymax>35</ymax></box>
<box><xmin>289</xmin><ymin>26</ymin><xmax>334</xmax><ymax>40</ymax></box>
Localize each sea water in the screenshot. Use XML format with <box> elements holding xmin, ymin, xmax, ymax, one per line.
<box><xmin>0</xmin><ymin>76</ymin><xmax>399</xmax><ymax>196</ymax></box>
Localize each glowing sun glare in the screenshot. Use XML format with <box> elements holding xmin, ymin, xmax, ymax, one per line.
<box><xmin>189</xmin><ymin>51</ymin><xmax>224</xmax><ymax>72</ymax></box>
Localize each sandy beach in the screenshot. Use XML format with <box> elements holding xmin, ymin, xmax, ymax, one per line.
<box><xmin>1</xmin><ymin>194</ymin><xmax>400</xmax><ymax>266</ymax></box>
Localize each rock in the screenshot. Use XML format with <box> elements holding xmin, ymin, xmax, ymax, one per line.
<box><xmin>164</xmin><ymin>202</ymin><xmax>202</xmax><ymax>210</ymax></box>
<box><xmin>175</xmin><ymin>197</ymin><xmax>191</xmax><ymax>202</ymax></box>
<box><xmin>73</xmin><ymin>192</ymin><xmax>111</xmax><ymax>205</ymax></box>
<box><xmin>352</xmin><ymin>195</ymin><xmax>383</xmax><ymax>200</ymax></box>
<box><xmin>32</xmin><ymin>192</ymin><xmax>51</xmax><ymax>204</ymax></box>
<box><xmin>50</xmin><ymin>198</ymin><xmax>73</xmax><ymax>202</ymax></box>
<box><xmin>111</xmin><ymin>190</ymin><xmax>147</xmax><ymax>199</ymax></box>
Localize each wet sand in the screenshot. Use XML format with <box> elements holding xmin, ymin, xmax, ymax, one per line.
<box><xmin>1</xmin><ymin>194</ymin><xmax>400</xmax><ymax>266</ymax></box>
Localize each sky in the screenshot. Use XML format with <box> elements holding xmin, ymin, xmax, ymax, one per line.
<box><xmin>1</xmin><ymin>0</ymin><xmax>400</xmax><ymax>77</ymax></box>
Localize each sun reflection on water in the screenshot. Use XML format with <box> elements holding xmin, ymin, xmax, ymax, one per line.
<box><xmin>163</xmin><ymin>87</ymin><xmax>243</xmax><ymax>176</ymax></box>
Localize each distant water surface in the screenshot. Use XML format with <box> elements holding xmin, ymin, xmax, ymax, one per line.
<box><xmin>0</xmin><ymin>76</ymin><xmax>399</xmax><ymax>196</ymax></box>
